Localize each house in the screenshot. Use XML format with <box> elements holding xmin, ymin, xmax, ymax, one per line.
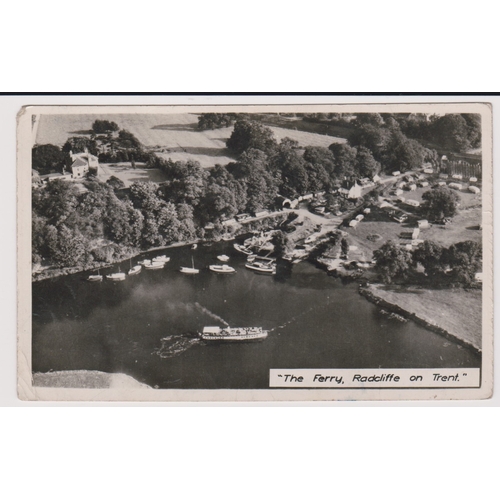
<box><xmin>363</xmin><ymin>208</ymin><xmax>371</xmax><ymax>215</ymax></box>
<box><xmin>408</xmin><ymin>184</ymin><xmax>417</xmax><ymax>191</ymax></box>
<box><xmin>255</xmin><ymin>210</ymin><xmax>269</xmax><ymax>218</ymax></box>
<box><xmin>438</xmin><ymin>181</ymin><xmax>447</xmax><ymax>186</ymax></box>
<box><xmin>338</xmin><ymin>180</ymin><xmax>362</xmax><ymax>199</ymax></box>
<box><xmin>423</xmin><ymin>168</ymin><xmax>434</xmax><ymax>174</ymax></box>
<box><xmin>412</xmin><ymin>228</ymin><xmax>420</xmax><ymax>240</ymax></box>
<box><xmin>69</xmin><ymin>150</ymin><xmax>100</xmax><ymax>179</ymax></box>
<box><xmin>418</xmin><ymin>181</ymin><xmax>429</xmax><ymax>187</ymax></box>
<box><xmin>469</xmin><ymin>186</ymin><xmax>480</xmax><ymax>194</ymax></box>
<box><xmin>397</xmin><ymin>196</ymin><xmax>406</xmax><ymax>203</ymax></box>
<box><xmin>355</xmin><ymin>214</ymin><xmax>364</xmax><ymax>221</ymax></box>
<box><xmin>349</xmin><ymin>219</ymin><xmax>359</xmax><ymax>228</ymax></box>
<box><xmin>372</xmin><ymin>174</ymin><xmax>381</xmax><ymax>183</ymax></box>
<box><xmin>299</xmin><ymin>193</ymin><xmax>314</xmax><ymax>202</ymax></box>
<box><xmin>39</xmin><ymin>172</ymin><xmax>73</xmax><ymax>184</ymax></box>
<box><xmin>395</xmin><ymin>189</ymin><xmax>403</xmax><ymax>196</ymax></box>
<box><xmin>475</xmin><ymin>273</ymin><xmax>483</xmax><ymax>283</ymax></box>
<box><xmin>417</xmin><ymin>220</ymin><xmax>429</xmax><ymax>229</ymax></box>
<box><xmin>392</xmin><ymin>171</ymin><xmax>401</xmax><ymax>176</ymax></box>
<box><xmin>406</xmin><ymin>199</ymin><xmax>420</xmax><ymax>207</ymax></box>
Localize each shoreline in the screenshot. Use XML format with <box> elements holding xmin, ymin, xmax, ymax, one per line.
<box><xmin>358</xmin><ymin>284</ymin><xmax>481</xmax><ymax>355</ymax></box>
<box><xmin>33</xmin><ymin>370</ymin><xmax>152</xmax><ymax>389</ymax></box>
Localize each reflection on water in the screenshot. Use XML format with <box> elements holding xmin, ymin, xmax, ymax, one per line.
<box><xmin>32</xmin><ymin>240</ymin><xmax>481</xmax><ymax>389</ymax></box>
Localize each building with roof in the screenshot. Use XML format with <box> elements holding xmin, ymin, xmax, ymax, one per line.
<box><xmin>338</xmin><ymin>180</ymin><xmax>362</xmax><ymax>199</ymax></box>
<box><xmin>69</xmin><ymin>150</ymin><xmax>99</xmax><ymax>179</ymax></box>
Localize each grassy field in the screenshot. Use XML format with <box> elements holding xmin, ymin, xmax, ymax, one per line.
<box><xmin>36</xmin><ymin>113</ymin><xmax>346</xmax><ymax>169</ymax></box>
<box><xmin>368</xmin><ymin>284</ymin><xmax>482</xmax><ymax>350</ymax></box>
<box><xmin>98</xmin><ymin>163</ymin><xmax>168</xmax><ymax>187</ymax></box>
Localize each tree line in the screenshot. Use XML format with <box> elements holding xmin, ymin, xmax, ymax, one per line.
<box><xmin>373</xmin><ymin>239</ymin><xmax>482</xmax><ymax>287</ymax></box>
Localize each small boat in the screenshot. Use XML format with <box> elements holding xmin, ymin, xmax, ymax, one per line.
<box><xmin>138</xmin><ymin>259</ymin><xmax>151</xmax><ymax>265</ymax></box>
<box><xmin>199</xmin><ymin>326</ymin><xmax>268</xmax><ymax>342</ymax></box>
<box><xmin>247</xmin><ymin>255</ymin><xmax>275</xmax><ymax>264</ymax></box>
<box><xmin>144</xmin><ymin>261</ymin><xmax>165</xmax><ymax>270</ymax></box>
<box><xmin>180</xmin><ymin>256</ymin><xmax>199</xmax><ymax>274</ymax></box>
<box><xmin>87</xmin><ymin>270</ymin><xmax>103</xmax><ymax>282</ymax></box>
<box><xmin>245</xmin><ymin>261</ymin><xmax>276</xmax><ymax>275</ymax></box>
<box><xmin>209</xmin><ymin>264</ymin><xmax>236</xmax><ymax>274</ymax></box>
<box><xmin>128</xmin><ymin>265</ymin><xmax>142</xmax><ymax>276</ymax></box>
<box><xmin>217</xmin><ymin>255</ymin><xmax>230</xmax><ymax>262</ymax></box>
<box><xmin>191</xmin><ymin>244</ymin><xmax>198</xmax><ymax>250</ymax></box>
<box><xmin>234</xmin><ymin>243</ymin><xmax>253</xmax><ymax>255</ymax></box>
<box><xmin>106</xmin><ymin>272</ymin><xmax>126</xmax><ymax>281</ymax></box>
<box><xmin>152</xmin><ymin>255</ymin><xmax>170</xmax><ymax>263</ymax></box>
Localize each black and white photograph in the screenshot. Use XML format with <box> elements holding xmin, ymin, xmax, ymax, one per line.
<box><xmin>17</xmin><ymin>103</ymin><xmax>493</xmax><ymax>401</ymax></box>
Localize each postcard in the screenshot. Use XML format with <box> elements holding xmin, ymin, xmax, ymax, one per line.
<box><xmin>17</xmin><ymin>102</ymin><xmax>493</xmax><ymax>401</ymax></box>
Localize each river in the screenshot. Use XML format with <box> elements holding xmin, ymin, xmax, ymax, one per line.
<box><xmin>32</xmin><ymin>240</ymin><xmax>480</xmax><ymax>389</ymax></box>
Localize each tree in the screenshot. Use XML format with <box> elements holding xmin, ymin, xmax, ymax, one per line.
<box><xmin>272</xmin><ymin>230</ymin><xmax>294</xmax><ymax>255</ymax></box>
<box><xmin>32</xmin><ymin>144</ymin><xmax>66</xmax><ymax>175</ymax></box>
<box><xmin>356</xmin><ymin>146</ymin><xmax>381</xmax><ymax>178</ymax></box>
<box><xmin>106</xmin><ymin>175</ymin><xmax>126</xmax><ymax>191</ymax></box>
<box><xmin>445</xmin><ymin>241</ymin><xmax>482</xmax><ymax>286</ymax></box>
<box><xmin>197</xmin><ymin>113</ymin><xmax>236</xmax><ymax>130</ymax></box>
<box><xmin>329</xmin><ymin>143</ymin><xmax>358</xmax><ymax>179</ymax></box>
<box><xmin>270</xmin><ymin>141</ymin><xmax>309</xmax><ymax>198</ymax></box>
<box><xmin>341</xmin><ymin>237</ymin><xmax>349</xmax><ymax>259</ymax></box>
<box><xmin>412</xmin><ymin>240</ymin><xmax>446</xmax><ymax>278</ymax></box>
<box><xmin>354</xmin><ymin>113</ymin><xmax>384</xmax><ymax>127</ymax></box>
<box><xmin>381</xmin><ymin>130</ymin><xmax>426</xmax><ymax>172</ymax></box>
<box><xmin>373</xmin><ymin>240</ymin><xmax>413</xmax><ymax>283</ymax></box>
<box><xmin>431</xmin><ymin>114</ymin><xmax>471</xmax><ymax>152</ymax></box>
<box><xmin>226</xmin><ymin>120</ymin><xmax>277</xmax><ymax>155</ymax></box>
<box><xmin>422</xmin><ymin>187</ymin><xmax>460</xmax><ymax>221</ymax></box>
<box><xmin>62</xmin><ymin>136</ymin><xmax>98</xmax><ymax>156</ymax></box>
<box><xmin>92</xmin><ymin>119</ymin><xmax>119</xmax><ymax>134</ymax></box>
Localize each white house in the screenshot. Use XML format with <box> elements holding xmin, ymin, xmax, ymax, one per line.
<box><xmin>349</xmin><ymin>219</ymin><xmax>359</xmax><ymax>228</ymax></box>
<box><xmin>372</xmin><ymin>174</ymin><xmax>381</xmax><ymax>183</ymax></box>
<box><xmin>338</xmin><ymin>180</ymin><xmax>362</xmax><ymax>199</ymax></box>
<box><xmin>417</xmin><ymin>220</ymin><xmax>429</xmax><ymax>229</ymax></box>
<box><xmin>419</xmin><ymin>181</ymin><xmax>429</xmax><ymax>187</ymax></box>
<box><xmin>412</xmin><ymin>228</ymin><xmax>420</xmax><ymax>239</ymax></box>
<box><xmin>406</xmin><ymin>199</ymin><xmax>420</xmax><ymax>207</ymax></box>
<box><xmin>423</xmin><ymin>168</ymin><xmax>434</xmax><ymax>174</ymax></box>
<box><xmin>355</xmin><ymin>214</ymin><xmax>364</xmax><ymax>221</ymax></box>
<box><xmin>408</xmin><ymin>184</ymin><xmax>417</xmax><ymax>191</ymax></box>
<box><xmin>392</xmin><ymin>171</ymin><xmax>401</xmax><ymax>176</ymax></box>
<box><xmin>69</xmin><ymin>150</ymin><xmax>99</xmax><ymax>179</ymax></box>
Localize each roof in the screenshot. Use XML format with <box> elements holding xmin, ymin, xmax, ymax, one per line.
<box><xmin>71</xmin><ymin>157</ymin><xmax>88</xmax><ymax>168</ymax></box>
<box><xmin>340</xmin><ymin>180</ymin><xmax>359</xmax><ymax>190</ymax></box>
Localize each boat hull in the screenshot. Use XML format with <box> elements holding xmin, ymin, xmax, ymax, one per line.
<box><xmin>245</xmin><ymin>263</ymin><xmax>276</xmax><ymax>274</ymax></box>
<box><xmin>144</xmin><ymin>263</ymin><xmax>165</xmax><ymax>270</ymax></box>
<box><xmin>180</xmin><ymin>267</ymin><xmax>199</xmax><ymax>274</ymax></box>
<box><xmin>87</xmin><ymin>275</ymin><xmax>103</xmax><ymax>282</ymax></box>
<box><xmin>200</xmin><ymin>327</ymin><xmax>268</xmax><ymax>342</ymax></box>
<box><xmin>209</xmin><ymin>265</ymin><xmax>236</xmax><ymax>274</ymax></box>
<box><xmin>200</xmin><ymin>333</ymin><xmax>268</xmax><ymax>342</ymax></box>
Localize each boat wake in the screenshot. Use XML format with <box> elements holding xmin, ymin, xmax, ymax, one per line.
<box><xmin>153</xmin><ymin>335</ymin><xmax>200</xmax><ymax>359</ymax></box>
<box><xmin>269</xmin><ymin>297</ymin><xmax>333</xmax><ymax>333</ymax></box>
<box><xmin>194</xmin><ymin>302</ymin><xmax>230</xmax><ymax>327</ymax></box>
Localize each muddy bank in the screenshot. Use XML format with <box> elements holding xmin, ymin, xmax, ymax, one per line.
<box><xmin>359</xmin><ymin>285</ymin><xmax>481</xmax><ymax>355</ymax></box>
<box><xmin>33</xmin><ymin>370</ymin><xmax>151</xmax><ymax>389</ymax></box>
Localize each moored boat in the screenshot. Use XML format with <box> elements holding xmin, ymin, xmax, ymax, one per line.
<box><xmin>144</xmin><ymin>261</ymin><xmax>165</xmax><ymax>270</ymax></box>
<box><xmin>245</xmin><ymin>261</ymin><xmax>276</xmax><ymax>274</ymax></box>
<box><xmin>138</xmin><ymin>259</ymin><xmax>151</xmax><ymax>265</ymax></box>
<box><xmin>233</xmin><ymin>243</ymin><xmax>253</xmax><ymax>255</ymax></box>
<box><xmin>128</xmin><ymin>265</ymin><xmax>142</xmax><ymax>276</ymax></box>
<box><xmin>217</xmin><ymin>254</ymin><xmax>230</xmax><ymax>262</ymax></box>
<box><xmin>87</xmin><ymin>272</ymin><xmax>103</xmax><ymax>282</ymax></box>
<box><xmin>191</xmin><ymin>244</ymin><xmax>198</xmax><ymax>250</ymax></box>
<box><xmin>106</xmin><ymin>272</ymin><xmax>126</xmax><ymax>281</ymax></box>
<box><xmin>152</xmin><ymin>255</ymin><xmax>170</xmax><ymax>263</ymax></box>
<box><xmin>199</xmin><ymin>326</ymin><xmax>268</xmax><ymax>342</ymax></box>
<box><xmin>180</xmin><ymin>256</ymin><xmax>199</xmax><ymax>274</ymax></box>
<box><xmin>209</xmin><ymin>264</ymin><xmax>236</xmax><ymax>274</ymax></box>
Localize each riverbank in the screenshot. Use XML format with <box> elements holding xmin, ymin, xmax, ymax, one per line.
<box><xmin>359</xmin><ymin>284</ymin><xmax>482</xmax><ymax>354</ymax></box>
<box><xmin>33</xmin><ymin>370</ymin><xmax>151</xmax><ymax>389</ymax></box>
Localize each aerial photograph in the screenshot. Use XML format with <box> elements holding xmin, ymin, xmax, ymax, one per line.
<box><xmin>29</xmin><ymin>109</ymin><xmax>483</xmax><ymax>390</ymax></box>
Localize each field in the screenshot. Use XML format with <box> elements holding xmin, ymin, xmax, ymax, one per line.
<box><xmin>368</xmin><ymin>284</ymin><xmax>482</xmax><ymax>350</ymax></box>
<box><xmin>36</xmin><ymin>113</ymin><xmax>345</xmax><ymax>169</ymax></box>
<box><xmin>98</xmin><ymin>163</ymin><xmax>168</xmax><ymax>187</ymax></box>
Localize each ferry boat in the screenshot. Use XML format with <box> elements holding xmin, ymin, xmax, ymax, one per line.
<box><xmin>106</xmin><ymin>272</ymin><xmax>126</xmax><ymax>281</ymax></box>
<box><xmin>209</xmin><ymin>264</ymin><xmax>236</xmax><ymax>274</ymax></box>
<box><xmin>199</xmin><ymin>326</ymin><xmax>268</xmax><ymax>342</ymax></box>
<box><xmin>245</xmin><ymin>261</ymin><xmax>276</xmax><ymax>275</ymax></box>
<box><xmin>144</xmin><ymin>261</ymin><xmax>165</xmax><ymax>270</ymax></box>
<box><xmin>217</xmin><ymin>254</ymin><xmax>230</xmax><ymax>262</ymax></box>
<box><xmin>152</xmin><ymin>255</ymin><xmax>170</xmax><ymax>263</ymax></box>
<box><xmin>233</xmin><ymin>243</ymin><xmax>253</xmax><ymax>255</ymax></box>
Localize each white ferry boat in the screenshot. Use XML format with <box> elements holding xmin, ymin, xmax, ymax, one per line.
<box><xmin>199</xmin><ymin>326</ymin><xmax>268</xmax><ymax>342</ymax></box>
